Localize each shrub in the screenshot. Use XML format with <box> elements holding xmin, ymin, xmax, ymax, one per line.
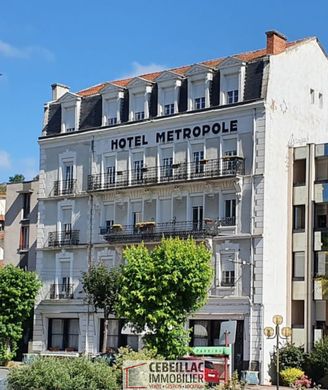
<box><xmin>272</xmin><ymin>343</ymin><xmax>305</xmax><ymax>372</ymax></box>
<box><xmin>294</xmin><ymin>374</ymin><xmax>312</xmax><ymax>389</ymax></box>
<box><xmin>306</xmin><ymin>336</ymin><xmax>328</xmax><ymax>383</ymax></box>
<box><xmin>7</xmin><ymin>357</ymin><xmax>120</xmax><ymax>390</ymax></box>
<box><xmin>280</xmin><ymin>367</ymin><xmax>304</xmax><ymax>386</ymax></box>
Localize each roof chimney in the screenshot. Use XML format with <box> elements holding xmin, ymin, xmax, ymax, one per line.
<box><xmin>266</xmin><ymin>30</ymin><xmax>287</xmax><ymax>55</ymax></box>
<box><xmin>51</xmin><ymin>83</ymin><xmax>70</xmax><ymax>101</ymax></box>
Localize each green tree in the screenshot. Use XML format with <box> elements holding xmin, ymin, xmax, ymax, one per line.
<box><xmin>0</xmin><ymin>265</ymin><xmax>41</xmax><ymax>363</ymax></box>
<box><xmin>117</xmin><ymin>238</ymin><xmax>213</xmax><ymax>358</ymax></box>
<box><xmin>8</xmin><ymin>174</ymin><xmax>25</xmax><ymax>183</ymax></box>
<box><xmin>82</xmin><ymin>264</ymin><xmax>121</xmax><ymax>353</ymax></box>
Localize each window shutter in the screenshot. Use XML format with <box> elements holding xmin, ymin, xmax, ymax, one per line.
<box><xmin>193</xmin><ymin>81</ymin><xmax>205</xmax><ymax>99</ymax></box>
<box><xmin>107</xmin><ymin>99</ymin><xmax>117</xmax><ymax>119</ymax></box>
<box><xmin>120</xmin><ymin>90</ymin><xmax>129</xmax><ymax>123</ymax></box>
<box><xmin>149</xmin><ymin>84</ymin><xmax>158</xmax><ymax>118</ymax></box>
<box><xmin>210</xmin><ymin>71</ymin><xmax>220</xmax><ymax>106</ymax></box>
<box><xmin>134</xmin><ymin>93</ymin><xmax>144</xmax><ymax>112</ymax></box>
<box><xmin>104</xmin><ymin>204</ymin><xmax>114</xmax><ymax>222</ymax></box>
<box><xmin>163</xmin><ymin>88</ymin><xmax>174</xmax><ymax>106</ymax></box>
<box><xmin>64</xmin><ymin>107</ymin><xmax>75</xmax><ymax>130</ymax></box>
<box><xmin>178</xmin><ymin>79</ymin><xmax>188</xmax><ymax>112</ymax></box>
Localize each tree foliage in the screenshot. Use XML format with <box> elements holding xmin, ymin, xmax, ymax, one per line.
<box><xmin>8</xmin><ymin>174</ymin><xmax>25</xmax><ymax>183</ymax></box>
<box><xmin>7</xmin><ymin>357</ymin><xmax>120</xmax><ymax>390</ymax></box>
<box><xmin>306</xmin><ymin>336</ymin><xmax>328</xmax><ymax>383</ymax></box>
<box><xmin>82</xmin><ymin>264</ymin><xmax>121</xmax><ymax>352</ymax></box>
<box><xmin>0</xmin><ymin>265</ymin><xmax>41</xmax><ymax>362</ymax></box>
<box><xmin>117</xmin><ymin>238</ymin><xmax>213</xmax><ymax>358</ymax></box>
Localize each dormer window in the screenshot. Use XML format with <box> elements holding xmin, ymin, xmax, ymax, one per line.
<box><xmin>127</xmin><ymin>78</ymin><xmax>153</xmax><ymax>121</ymax></box>
<box><xmin>185</xmin><ymin>64</ymin><xmax>213</xmax><ymax>111</ymax></box>
<box><xmin>101</xmin><ymin>84</ymin><xmax>125</xmax><ymax>126</ymax></box>
<box><xmin>59</xmin><ymin>93</ymin><xmax>81</xmax><ymax>134</ymax></box>
<box><xmin>218</xmin><ymin>57</ymin><xmax>246</xmax><ymax>106</ymax></box>
<box><xmin>156</xmin><ymin>71</ymin><xmax>183</xmax><ymax>117</ymax></box>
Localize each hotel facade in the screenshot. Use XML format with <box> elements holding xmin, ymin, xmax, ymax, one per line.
<box><xmin>32</xmin><ymin>31</ymin><xmax>328</xmax><ymax>383</ymax></box>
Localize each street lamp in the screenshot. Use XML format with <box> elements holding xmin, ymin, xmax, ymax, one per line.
<box><xmin>264</xmin><ymin>315</ymin><xmax>292</xmax><ymax>390</ymax></box>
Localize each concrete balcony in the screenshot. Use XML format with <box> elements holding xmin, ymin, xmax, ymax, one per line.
<box><xmin>88</xmin><ymin>157</ymin><xmax>245</xmax><ymax>192</ymax></box>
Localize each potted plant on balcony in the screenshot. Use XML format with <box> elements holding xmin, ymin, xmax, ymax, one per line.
<box><xmin>136</xmin><ymin>221</ymin><xmax>156</xmax><ymax>232</ymax></box>
<box><xmin>111</xmin><ymin>224</ymin><xmax>123</xmax><ymax>232</ymax></box>
<box><xmin>172</xmin><ymin>162</ymin><xmax>181</xmax><ymax>169</ymax></box>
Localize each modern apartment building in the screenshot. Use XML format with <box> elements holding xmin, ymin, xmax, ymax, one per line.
<box><xmin>290</xmin><ymin>144</ymin><xmax>328</xmax><ymax>352</ymax></box>
<box><xmin>4</xmin><ymin>179</ymin><xmax>39</xmax><ymax>270</ymax></box>
<box><xmin>32</xmin><ymin>31</ymin><xmax>328</xmax><ymax>383</ymax></box>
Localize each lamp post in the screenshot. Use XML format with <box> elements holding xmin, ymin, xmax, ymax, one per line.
<box><xmin>264</xmin><ymin>315</ymin><xmax>292</xmax><ymax>390</ymax></box>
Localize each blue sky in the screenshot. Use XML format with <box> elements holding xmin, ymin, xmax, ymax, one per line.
<box><xmin>0</xmin><ymin>0</ymin><xmax>327</xmax><ymax>182</ymax></box>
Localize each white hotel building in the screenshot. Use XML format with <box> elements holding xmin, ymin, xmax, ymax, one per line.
<box><xmin>32</xmin><ymin>31</ymin><xmax>328</xmax><ymax>382</ymax></box>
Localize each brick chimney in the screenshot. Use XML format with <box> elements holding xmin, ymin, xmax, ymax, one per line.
<box><xmin>266</xmin><ymin>30</ymin><xmax>287</xmax><ymax>55</ymax></box>
<box><xmin>51</xmin><ymin>83</ymin><xmax>70</xmax><ymax>100</ymax></box>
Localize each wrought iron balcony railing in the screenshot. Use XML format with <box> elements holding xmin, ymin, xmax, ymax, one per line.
<box><xmin>49</xmin><ymin>284</ymin><xmax>74</xmax><ymax>299</ymax></box>
<box><xmin>53</xmin><ymin>179</ymin><xmax>77</xmax><ymax>196</ymax></box>
<box><xmin>100</xmin><ymin>218</ymin><xmax>235</xmax><ymax>243</ymax></box>
<box><xmin>88</xmin><ymin>157</ymin><xmax>244</xmax><ymax>192</ymax></box>
<box><xmin>48</xmin><ymin>230</ymin><xmax>80</xmax><ymax>247</ymax></box>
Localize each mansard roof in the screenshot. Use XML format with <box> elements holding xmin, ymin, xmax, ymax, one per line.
<box><xmin>74</xmin><ymin>37</ymin><xmax>310</xmax><ymax>98</ymax></box>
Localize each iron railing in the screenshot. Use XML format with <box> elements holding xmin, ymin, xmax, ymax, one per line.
<box><xmin>48</xmin><ymin>230</ymin><xmax>80</xmax><ymax>247</ymax></box>
<box><xmin>49</xmin><ymin>284</ymin><xmax>74</xmax><ymax>299</ymax></box>
<box><xmin>88</xmin><ymin>157</ymin><xmax>244</xmax><ymax>192</ymax></box>
<box><xmin>100</xmin><ymin>218</ymin><xmax>235</xmax><ymax>243</ymax></box>
<box><xmin>53</xmin><ymin>179</ymin><xmax>77</xmax><ymax>196</ymax></box>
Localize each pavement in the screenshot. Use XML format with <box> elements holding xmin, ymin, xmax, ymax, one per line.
<box><xmin>0</xmin><ymin>368</ymin><xmax>8</xmax><ymax>390</ymax></box>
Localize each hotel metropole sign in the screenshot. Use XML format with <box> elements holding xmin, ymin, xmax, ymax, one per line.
<box><xmin>110</xmin><ymin>119</ymin><xmax>238</xmax><ymax>150</ymax></box>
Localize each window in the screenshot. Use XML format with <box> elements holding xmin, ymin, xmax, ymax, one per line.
<box><xmin>192</xmin><ymin>206</ymin><xmax>203</xmax><ymax>231</ymax></box>
<box><xmin>105</xmin><ymin>99</ymin><xmax>118</xmax><ymax>125</ymax></box>
<box><xmin>220</xmin><ymin>252</ymin><xmax>235</xmax><ymax>287</ymax></box>
<box><xmin>193</xmin><ymin>150</ymin><xmax>204</xmax><ymax>174</ymax></box>
<box><xmin>163</xmin><ymin>157</ymin><xmax>173</xmax><ymax>177</ymax></box>
<box><xmin>135</xmin><ymin>111</ymin><xmax>145</xmax><ymax>121</ymax></box>
<box><xmin>293</xmin><ymin>252</ymin><xmax>305</xmax><ymax>280</ymax></box>
<box><xmin>315</xmin><ymin>252</ymin><xmax>328</xmax><ymax>276</ymax></box>
<box><xmin>316</xmin><ymin>158</ymin><xmax>328</xmax><ymax>181</ymax></box>
<box><xmin>164</xmin><ymin>104</ymin><xmax>174</xmax><ymax>115</ymax></box>
<box><xmin>315</xmin><ymin>204</ymin><xmax>328</xmax><ymax>229</ymax></box>
<box><xmin>20</xmin><ymin>226</ymin><xmax>29</xmax><ymax>250</ymax></box>
<box><xmin>195</xmin><ymin>97</ymin><xmax>205</xmax><ymax>110</ymax></box>
<box><xmin>224</xmin><ymin>199</ymin><xmax>236</xmax><ymax>223</ymax></box>
<box><xmin>223</xmin><ymin>74</ymin><xmax>239</xmax><ymax>104</ymax></box>
<box><xmin>103</xmin><ymin>204</ymin><xmax>114</xmax><ymax>233</ymax></box>
<box><xmin>62</xmin><ymin>163</ymin><xmax>74</xmax><ymax>194</ymax></box>
<box><xmin>48</xmin><ymin>318</ymin><xmax>79</xmax><ymax>351</ymax></box>
<box><xmin>100</xmin><ymin>256</ymin><xmax>115</xmax><ymax>269</ymax></box>
<box><xmin>133</xmin><ymin>160</ymin><xmax>144</xmax><ymax>182</ymax></box>
<box><xmin>63</xmin><ymin>106</ymin><xmax>75</xmax><ymax>132</ymax></box>
<box><xmin>134</xmin><ymin>93</ymin><xmax>145</xmax><ymax>120</ymax></box>
<box><xmin>99</xmin><ymin>319</ymin><xmax>138</xmax><ymax>352</ymax></box>
<box><xmin>105</xmin><ymin>156</ymin><xmax>115</xmax><ymax>185</ymax></box>
<box><xmin>293</xmin><ymin>205</ymin><xmax>305</xmax><ymax>231</ymax></box>
<box><xmin>227</xmin><ymin>90</ymin><xmax>238</xmax><ymax>104</ymax></box>
<box><xmin>22</xmin><ymin>193</ymin><xmax>31</xmax><ymax>219</ymax></box>
<box><xmin>293</xmin><ymin>159</ymin><xmax>306</xmax><ymax>186</ymax></box>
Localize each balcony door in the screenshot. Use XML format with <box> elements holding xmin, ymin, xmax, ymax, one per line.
<box><xmin>60</xmin><ymin>260</ymin><xmax>72</xmax><ymax>298</ymax></box>
<box><xmin>62</xmin><ymin>207</ymin><xmax>72</xmax><ymax>243</ymax></box>
<box><xmin>193</xmin><ymin>150</ymin><xmax>204</xmax><ymax>175</ymax></box>
<box><xmin>63</xmin><ymin>163</ymin><xmax>74</xmax><ymax>193</ymax></box>
<box><xmin>192</xmin><ymin>206</ymin><xmax>203</xmax><ymax>231</ymax></box>
<box><xmin>105</xmin><ymin>156</ymin><xmax>115</xmax><ymax>186</ymax></box>
<box><xmin>132</xmin><ymin>152</ymin><xmax>144</xmax><ymax>184</ymax></box>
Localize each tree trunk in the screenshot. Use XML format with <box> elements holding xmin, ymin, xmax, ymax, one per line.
<box><xmin>102</xmin><ymin>311</ymin><xmax>109</xmax><ymax>353</ymax></box>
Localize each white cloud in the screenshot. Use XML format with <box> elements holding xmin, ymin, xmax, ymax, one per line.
<box><xmin>120</xmin><ymin>61</ymin><xmax>166</xmax><ymax>78</ymax></box>
<box><xmin>19</xmin><ymin>157</ymin><xmax>38</xmax><ymax>180</ymax></box>
<box><xmin>0</xmin><ymin>150</ymin><xmax>11</xmax><ymax>169</ymax></box>
<box><xmin>0</xmin><ymin>40</ymin><xmax>54</xmax><ymax>61</ymax></box>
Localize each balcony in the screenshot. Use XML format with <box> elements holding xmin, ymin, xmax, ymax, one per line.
<box><xmin>49</xmin><ymin>284</ymin><xmax>74</xmax><ymax>299</ymax></box>
<box><xmin>53</xmin><ymin>179</ymin><xmax>77</xmax><ymax>196</ymax></box>
<box><xmin>88</xmin><ymin>157</ymin><xmax>244</xmax><ymax>192</ymax></box>
<box><xmin>100</xmin><ymin>218</ymin><xmax>235</xmax><ymax>243</ymax></box>
<box><xmin>48</xmin><ymin>230</ymin><xmax>80</xmax><ymax>247</ymax></box>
